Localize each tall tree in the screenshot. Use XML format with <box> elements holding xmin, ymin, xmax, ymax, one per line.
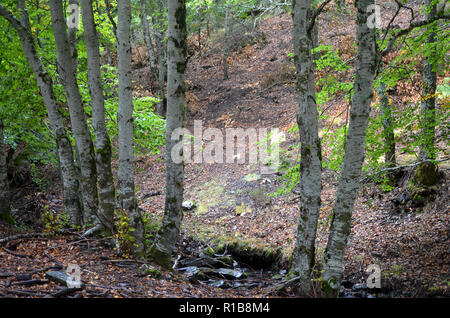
<box><xmin>80</xmin><ymin>0</ymin><xmax>116</xmax><ymax>232</ymax></box>
<box><xmin>321</xmin><ymin>0</ymin><xmax>377</xmax><ymax>297</ymax></box>
<box><xmin>0</xmin><ymin>119</ymin><xmax>13</xmax><ymax>224</ymax></box>
<box><xmin>117</xmin><ymin>0</ymin><xmax>144</xmax><ymax>254</ymax></box>
<box><xmin>0</xmin><ymin>1</ymin><xmax>83</xmax><ymax>226</ymax></box>
<box><xmin>49</xmin><ymin>0</ymin><xmax>99</xmax><ymax>225</ymax></box>
<box><xmin>290</xmin><ymin>0</ymin><xmax>322</xmax><ymax>297</ymax></box>
<box><xmin>419</xmin><ymin>0</ymin><xmax>438</xmax><ymax>161</ymax></box>
<box><xmin>149</xmin><ymin>0</ymin><xmax>187</xmax><ymax>268</ymax></box>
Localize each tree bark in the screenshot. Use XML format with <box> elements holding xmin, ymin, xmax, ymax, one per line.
<box><xmin>140</xmin><ymin>0</ymin><xmax>158</xmax><ymax>77</ymax></box>
<box><xmin>80</xmin><ymin>0</ymin><xmax>116</xmax><ymax>232</ymax></box>
<box><xmin>222</xmin><ymin>4</ymin><xmax>230</xmax><ymax>80</ymax></box>
<box><xmin>321</xmin><ymin>0</ymin><xmax>376</xmax><ymax>297</ymax></box>
<box><xmin>419</xmin><ymin>0</ymin><xmax>437</xmax><ymax>161</ymax></box>
<box><xmin>290</xmin><ymin>0</ymin><xmax>322</xmax><ymax>297</ymax></box>
<box><xmin>149</xmin><ymin>0</ymin><xmax>187</xmax><ymax>268</ymax></box>
<box><xmin>0</xmin><ymin>119</ymin><xmax>13</xmax><ymax>224</ymax></box>
<box><xmin>49</xmin><ymin>0</ymin><xmax>99</xmax><ymax>225</ymax></box>
<box><xmin>0</xmin><ymin>2</ymin><xmax>82</xmax><ymax>226</ymax></box>
<box><xmin>117</xmin><ymin>0</ymin><xmax>144</xmax><ymax>255</ymax></box>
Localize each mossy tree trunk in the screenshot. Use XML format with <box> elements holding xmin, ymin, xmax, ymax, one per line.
<box><xmin>419</xmin><ymin>0</ymin><xmax>438</xmax><ymax>162</ymax></box>
<box><xmin>149</xmin><ymin>0</ymin><xmax>187</xmax><ymax>268</ymax></box>
<box><xmin>321</xmin><ymin>0</ymin><xmax>376</xmax><ymax>297</ymax></box>
<box><xmin>290</xmin><ymin>0</ymin><xmax>322</xmax><ymax>297</ymax></box>
<box><xmin>80</xmin><ymin>0</ymin><xmax>116</xmax><ymax>232</ymax></box>
<box><xmin>117</xmin><ymin>0</ymin><xmax>144</xmax><ymax>255</ymax></box>
<box><xmin>49</xmin><ymin>0</ymin><xmax>99</xmax><ymax>225</ymax></box>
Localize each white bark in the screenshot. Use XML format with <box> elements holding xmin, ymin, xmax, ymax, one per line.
<box><xmin>290</xmin><ymin>0</ymin><xmax>322</xmax><ymax>297</ymax></box>
<box><xmin>0</xmin><ymin>2</ymin><xmax>82</xmax><ymax>226</ymax></box>
<box><xmin>80</xmin><ymin>0</ymin><xmax>116</xmax><ymax>232</ymax></box>
<box><xmin>322</xmin><ymin>0</ymin><xmax>377</xmax><ymax>297</ymax></box>
<box><xmin>149</xmin><ymin>0</ymin><xmax>187</xmax><ymax>268</ymax></box>
<box><xmin>49</xmin><ymin>0</ymin><xmax>99</xmax><ymax>225</ymax></box>
<box><xmin>117</xmin><ymin>0</ymin><xmax>144</xmax><ymax>254</ymax></box>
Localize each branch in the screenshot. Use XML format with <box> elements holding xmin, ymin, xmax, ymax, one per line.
<box><xmin>382</xmin><ymin>14</ymin><xmax>450</xmax><ymax>56</ymax></box>
<box><xmin>308</xmin><ymin>0</ymin><xmax>333</xmax><ymax>35</ymax></box>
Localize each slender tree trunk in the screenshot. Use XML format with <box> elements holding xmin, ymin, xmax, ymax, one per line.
<box><xmin>80</xmin><ymin>0</ymin><xmax>116</xmax><ymax>232</ymax></box>
<box><xmin>140</xmin><ymin>0</ymin><xmax>158</xmax><ymax>77</ymax></box>
<box><xmin>223</xmin><ymin>4</ymin><xmax>230</xmax><ymax>80</ymax></box>
<box><xmin>377</xmin><ymin>77</ymin><xmax>396</xmax><ymax>168</ymax></box>
<box><xmin>0</xmin><ymin>119</ymin><xmax>13</xmax><ymax>225</ymax></box>
<box><xmin>117</xmin><ymin>0</ymin><xmax>144</xmax><ymax>255</ymax></box>
<box><xmin>321</xmin><ymin>0</ymin><xmax>376</xmax><ymax>297</ymax></box>
<box><xmin>68</xmin><ymin>0</ymin><xmax>79</xmax><ymax>74</ymax></box>
<box><xmin>0</xmin><ymin>2</ymin><xmax>83</xmax><ymax>226</ymax></box>
<box><xmin>290</xmin><ymin>0</ymin><xmax>322</xmax><ymax>297</ymax></box>
<box><xmin>49</xmin><ymin>0</ymin><xmax>99</xmax><ymax>225</ymax></box>
<box><xmin>419</xmin><ymin>0</ymin><xmax>437</xmax><ymax>161</ymax></box>
<box><xmin>149</xmin><ymin>0</ymin><xmax>187</xmax><ymax>268</ymax></box>
<box><xmin>155</xmin><ymin>0</ymin><xmax>168</xmax><ymax>117</ymax></box>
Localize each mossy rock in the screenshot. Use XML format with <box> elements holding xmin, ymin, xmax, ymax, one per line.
<box><xmin>214</xmin><ymin>239</ymin><xmax>283</xmax><ymax>269</ymax></box>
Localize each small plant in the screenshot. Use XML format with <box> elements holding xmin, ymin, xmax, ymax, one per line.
<box><xmin>41</xmin><ymin>207</ymin><xmax>68</xmax><ymax>234</ymax></box>
<box><xmin>30</xmin><ymin>163</ymin><xmax>49</xmax><ymax>192</ymax></box>
<box><xmin>114</xmin><ymin>209</ymin><xmax>137</xmax><ymax>258</ymax></box>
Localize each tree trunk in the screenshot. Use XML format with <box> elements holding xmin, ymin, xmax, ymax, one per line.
<box><xmin>0</xmin><ymin>119</ymin><xmax>13</xmax><ymax>225</ymax></box>
<box><xmin>80</xmin><ymin>0</ymin><xmax>116</xmax><ymax>232</ymax></box>
<box><xmin>377</xmin><ymin>76</ymin><xmax>396</xmax><ymax>168</ymax></box>
<box><xmin>117</xmin><ymin>0</ymin><xmax>144</xmax><ymax>255</ymax></box>
<box><xmin>149</xmin><ymin>0</ymin><xmax>187</xmax><ymax>268</ymax></box>
<box><xmin>223</xmin><ymin>5</ymin><xmax>230</xmax><ymax>80</ymax></box>
<box><xmin>0</xmin><ymin>1</ymin><xmax>82</xmax><ymax>226</ymax></box>
<box><xmin>49</xmin><ymin>0</ymin><xmax>99</xmax><ymax>225</ymax></box>
<box><xmin>140</xmin><ymin>0</ymin><xmax>159</xmax><ymax>77</ymax></box>
<box><xmin>321</xmin><ymin>0</ymin><xmax>376</xmax><ymax>297</ymax></box>
<box><xmin>419</xmin><ymin>0</ymin><xmax>437</xmax><ymax>161</ymax></box>
<box><xmin>290</xmin><ymin>0</ymin><xmax>322</xmax><ymax>297</ymax></box>
<box><xmin>68</xmin><ymin>0</ymin><xmax>79</xmax><ymax>74</ymax></box>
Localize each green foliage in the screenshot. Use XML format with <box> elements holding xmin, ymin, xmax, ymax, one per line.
<box><xmin>103</xmin><ymin>96</ymin><xmax>166</xmax><ymax>156</ymax></box>
<box><xmin>114</xmin><ymin>209</ymin><xmax>137</xmax><ymax>258</ymax></box>
<box><xmin>41</xmin><ymin>208</ymin><xmax>69</xmax><ymax>234</ymax></box>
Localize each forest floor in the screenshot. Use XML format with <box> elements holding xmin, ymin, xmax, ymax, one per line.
<box><xmin>1</xmin><ymin>4</ymin><xmax>449</xmax><ymax>298</ymax></box>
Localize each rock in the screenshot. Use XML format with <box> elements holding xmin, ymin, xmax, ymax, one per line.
<box><xmin>182</xmin><ymin>200</ymin><xmax>196</xmax><ymax>211</ymax></box>
<box><xmin>45</xmin><ymin>271</ymin><xmax>84</xmax><ymax>289</ymax></box>
<box><xmin>215</xmin><ymin>268</ymin><xmax>248</xmax><ymax>280</ymax></box>
<box><xmin>351</xmin><ymin>283</ymin><xmax>367</xmax><ymax>291</ymax></box>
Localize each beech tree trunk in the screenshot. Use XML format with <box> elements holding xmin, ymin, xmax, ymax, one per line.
<box><xmin>80</xmin><ymin>0</ymin><xmax>116</xmax><ymax>232</ymax></box>
<box><xmin>0</xmin><ymin>119</ymin><xmax>13</xmax><ymax>224</ymax></box>
<box><xmin>117</xmin><ymin>0</ymin><xmax>144</xmax><ymax>254</ymax></box>
<box><xmin>49</xmin><ymin>0</ymin><xmax>99</xmax><ymax>225</ymax></box>
<box><xmin>0</xmin><ymin>1</ymin><xmax>82</xmax><ymax>226</ymax></box>
<box><xmin>149</xmin><ymin>0</ymin><xmax>187</xmax><ymax>268</ymax></box>
<box><xmin>290</xmin><ymin>0</ymin><xmax>322</xmax><ymax>297</ymax></box>
<box><xmin>419</xmin><ymin>0</ymin><xmax>437</xmax><ymax>161</ymax></box>
<box><xmin>321</xmin><ymin>0</ymin><xmax>376</xmax><ymax>297</ymax></box>
<box><xmin>223</xmin><ymin>4</ymin><xmax>230</xmax><ymax>80</ymax></box>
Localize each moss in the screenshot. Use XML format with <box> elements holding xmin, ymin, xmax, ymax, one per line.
<box><xmin>413</xmin><ymin>161</ymin><xmax>438</xmax><ymax>187</ymax></box>
<box><xmin>146</xmin><ymin>245</ymin><xmax>172</xmax><ymax>269</ymax></box>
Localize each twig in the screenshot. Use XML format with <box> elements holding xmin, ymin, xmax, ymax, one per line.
<box><xmin>52</xmin><ymin>287</ymin><xmax>82</xmax><ymax>297</ymax></box>
<box><xmin>1</xmin><ymin>247</ymin><xmax>32</xmax><ymax>258</ymax></box>
<box><xmin>11</xmin><ymin>279</ymin><xmax>49</xmax><ymax>287</ymax></box>
<box><xmin>0</xmin><ymin>233</ymin><xmax>46</xmax><ymax>245</ymax></box>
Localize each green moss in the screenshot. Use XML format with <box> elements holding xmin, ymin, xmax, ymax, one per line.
<box><xmin>146</xmin><ymin>245</ymin><xmax>172</xmax><ymax>269</ymax></box>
